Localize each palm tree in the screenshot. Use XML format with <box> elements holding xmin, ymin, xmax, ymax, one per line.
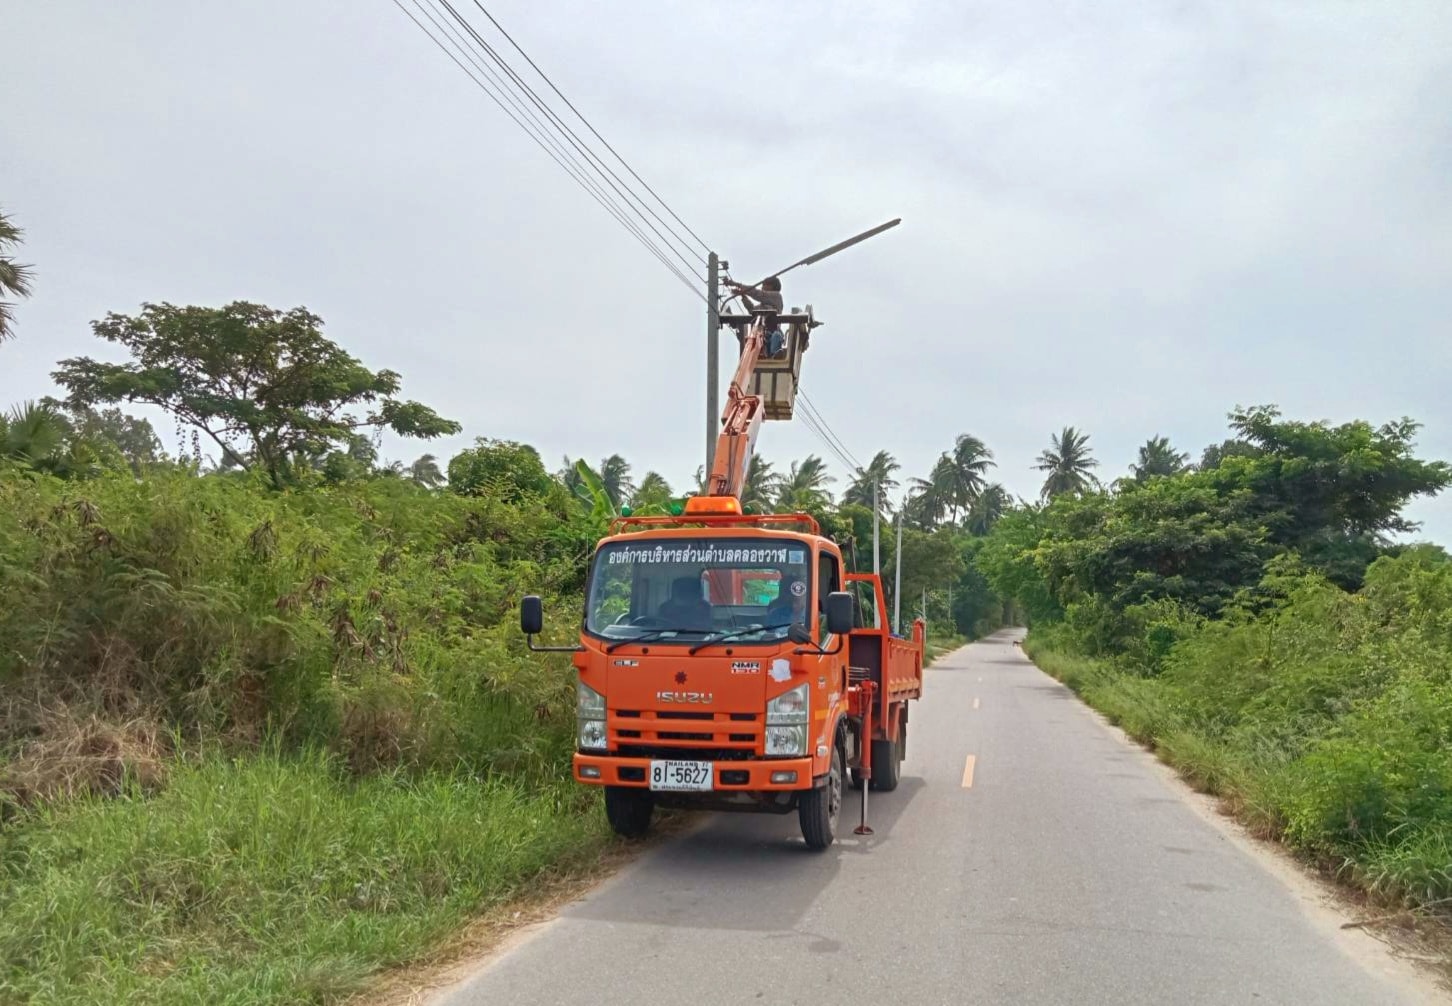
<box><xmin>1130</xmin><ymin>436</ymin><xmax>1190</xmax><ymax>481</ymax></box>
<box><xmin>631</xmin><ymin>471</ymin><xmax>673</xmax><ymax>510</ymax></box>
<box><xmin>907</xmin><ymin>454</ymin><xmax>957</xmax><ymax>528</ymax></box>
<box><xmin>741</xmin><ymin>454</ymin><xmax>780</xmax><ymax>511</ymax></box>
<box><xmin>965</xmin><ymin>483</ymin><xmax>1010</xmax><ymax>536</ymax></box>
<box><xmin>947</xmin><ymin>434</ymin><xmax>995</xmax><ymax>518</ymax></box>
<box><xmin>1</xmin><ymin>401</ymin><xmax>65</xmax><ymax>465</ymax></box>
<box><xmin>0</xmin><ymin>209</ymin><xmax>35</xmax><ymax>344</ymax></box>
<box><xmin>776</xmin><ymin>454</ymin><xmax>835</xmax><ymax>512</ymax></box>
<box><xmin>843</xmin><ymin>450</ymin><xmax>901</xmax><ymax>511</ymax></box>
<box><xmin>409</xmin><ymin>453</ymin><xmax>445</xmax><ymax>488</ymax></box>
<box><xmin>597</xmin><ymin>454</ymin><xmax>635</xmax><ymax>509</ymax></box>
<box><xmin>1035</xmin><ymin>426</ymin><xmax>1100</xmax><ymax>500</ymax></box>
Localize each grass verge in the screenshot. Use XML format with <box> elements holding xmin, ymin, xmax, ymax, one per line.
<box><xmin>0</xmin><ymin>752</ymin><xmax>611</xmax><ymax>1005</ymax></box>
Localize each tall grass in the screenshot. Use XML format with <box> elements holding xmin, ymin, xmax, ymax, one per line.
<box><xmin>0</xmin><ymin>465</ymin><xmax>610</xmax><ymax>1003</ymax></box>
<box><xmin>0</xmin><ymin>751</ymin><xmax>609</xmax><ymax>1004</ymax></box>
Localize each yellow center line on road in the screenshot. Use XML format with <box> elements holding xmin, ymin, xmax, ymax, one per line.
<box><xmin>972</xmin><ymin>697</ymin><xmax>980</xmax><ymax>710</ymax></box>
<box><xmin>961</xmin><ymin>755</ymin><xmax>977</xmax><ymax>788</ymax></box>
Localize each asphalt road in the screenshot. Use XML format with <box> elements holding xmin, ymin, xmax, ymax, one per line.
<box><xmin>436</xmin><ymin>631</ymin><xmax>1441</xmax><ymax>1005</ymax></box>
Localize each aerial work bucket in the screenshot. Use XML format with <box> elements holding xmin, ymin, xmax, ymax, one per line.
<box><xmin>740</xmin><ymin>306</ymin><xmax>815</xmax><ymax>421</ymax></box>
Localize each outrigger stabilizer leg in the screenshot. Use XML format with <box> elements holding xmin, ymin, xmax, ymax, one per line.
<box><xmin>854</xmin><ymin>682</ymin><xmax>875</xmax><ymax>837</ymax></box>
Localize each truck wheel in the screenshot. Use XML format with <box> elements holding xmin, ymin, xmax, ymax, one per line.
<box><xmin>603</xmin><ymin>786</ymin><xmax>654</xmax><ymax>839</ymax></box>
<box><xmin>799</xmin><ymin>745</ymin><xmax>843</xmax><ymax>850</ymax></box>
<box><xmin>870</xmin><ymin>724</ymin><xmax>903</xmax><ymax>792</ymax></box>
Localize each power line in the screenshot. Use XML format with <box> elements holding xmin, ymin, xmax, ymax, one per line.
<box><xmin>434</xmin><ymin>0</ymin><xmax>705</xmax><ymax>276</ymax></box>
<box><xmin>407</xmin><ymin>0</ymin><xmax>696</xmax><ymax>286</ymax></box>
<box><xmin>467</xmin><ymin>0</ymin><xmax>712</xmax><ymax>258</ymax></box>
<box><xmin>796</xmin><ymin>401</ymin><xmax>859</xmax><ymax>476</ymax></box>
<box><xmin>798</xmin><ymin>389</ymin><xmax>864</xmax><ymax>472</ymax></box>
<box><xmin>393</xmin><ymin>0</ymin><xmax>706</xmax><ymax>301</ymax></box>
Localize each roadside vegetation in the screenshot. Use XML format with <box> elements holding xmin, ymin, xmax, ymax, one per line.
<box><xmin>976</xmin><ymin>409</ymin><xmax>1452</xmax><ymax>930</ymax></box>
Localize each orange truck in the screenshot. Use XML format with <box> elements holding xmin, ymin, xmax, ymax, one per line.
<box><xmin>521</xmin><ymin>312</ymin><xmax>924</xmax><ymax>849</ymax></box>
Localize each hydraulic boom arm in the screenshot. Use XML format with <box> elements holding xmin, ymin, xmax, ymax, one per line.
<box><xmin>702</xmin><ymin>319</ymin><xmax>766</xmax><ymax>499</ymax></box>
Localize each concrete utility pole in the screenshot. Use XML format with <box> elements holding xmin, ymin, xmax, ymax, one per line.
<box><xmin>705</xmin><ymin>252</ymin><xmax>720</xmax><ymax>474</ymax></box>
<box><xmin>893</xmin><ymin>502</ymin><xmax>904</xmax><ymax>633</ymax></box>
<box><xmin>872</xmin><ymin>482</ymin><xmax>881</xmax><ymax>575</ymax></box>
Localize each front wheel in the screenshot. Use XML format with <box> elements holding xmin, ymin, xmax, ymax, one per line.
<box><xmin>604</xmin><ymin>786</ymin><xmax>654</xmax><ymax>839</ymax></box>
<box><xmin>799</xmin><ymin>745</ymin><xmax>843</xmax><ymax>850</ymax></box>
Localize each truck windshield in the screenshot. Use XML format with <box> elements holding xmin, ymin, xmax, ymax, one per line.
<box><xmin>586</xmin><ymin>537</ymin><xmax>813</xmax><ymax>645</ymax></box>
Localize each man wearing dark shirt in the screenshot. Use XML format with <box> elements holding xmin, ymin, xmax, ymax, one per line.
<box><xmin>729</xmin><ymin>276</ymin><xmax>786</xmax><ymax>358</ymax></box>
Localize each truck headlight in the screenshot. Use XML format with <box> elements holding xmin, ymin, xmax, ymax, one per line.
<box><xmin>765</xmin><ymin>724</ymin><xmax>807</xmax><ymax>757</ymax></box>
<box><xmin>766</xmin><ymin>684</ymin><xmax>808</xmax><ymax>725</ymax></box>
<box><xmin>577</xmin><ymin>682</ymin><xmax>607</xmax><ymax>750</ymax></box>
<box><xmin>578</xmin><ymin>718</ymin><xmax>607</xmax><ymax>751</ymax></box>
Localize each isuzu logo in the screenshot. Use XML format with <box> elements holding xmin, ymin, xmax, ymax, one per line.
<box><xmin>657</xmin><ymin>691</ymin><xmax>713</xmax><ymax>704</ymax></box>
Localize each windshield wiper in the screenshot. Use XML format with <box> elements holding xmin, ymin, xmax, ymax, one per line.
<box><xmin>688</xmin><ymin>624</ymin><xmax>776</xmax><ymax>654</ymax></box>
<box><xmin>605</xmin><ymin>628</ymin><xmax>703</xmax><ymax>653</ymax></box>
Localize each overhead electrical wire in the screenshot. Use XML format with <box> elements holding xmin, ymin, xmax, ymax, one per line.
<box><xmin>391</xmin><ymin>0</ymin><xmax>707</xmax><ymax>301</ymax></box>
<box><xmin>797</xmin><ymin>389</ymin><xmax>864</xmax><ymax>474</ymax></box>
<box><xmin>466</xmin><ymin>0</ymin><xmax>713</xmax><ymax>258</ymax></box>
<box><xmin>432</xmin><ymin>0</ymin><xmax>704</xmax><ymax>275</ymax></box>
<box><xmin>401</xmin><ymin>0</ymin><xmax>700</xmax><ymax>296</ymax></box>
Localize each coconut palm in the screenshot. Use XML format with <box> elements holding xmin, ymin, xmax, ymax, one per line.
<box><xmin>409</xmin><ymin>453</ymin><xmax>445</xmax><ymax>488</ymax></box>
<box><xmin>776</xmin><ymin>454</ymin><xmax>835</xmax><ymax>512</ymax></box>
<box><xmin>596</xmin><ymin>454</ymin><xmax>635</xmax><ymax>509</ymax></box>
<box><xmin>946</xmin><ymin>434</ymin><xmax>995</xmax><ymax>518</ymax></box>
<box><xmin>1</xmin><ymin>401</ymin><xmax>65</xmax><ymax>464</ymax></box>
<box><xmin>1035</xmin><ymin>426</ymin><xmax>1100</xmax><ymax>500</ymax></box>
<box><xmin>1130</xmin><ymin>436</ymin><xmax>1190</xmax><ymax>481</ymax></box>
<box><xmin>741</xmin><ymin>454</ymin><xmax>780</xmax><ymax>511</ymax></box>
<box><xmin>631</xmin><ymin>471</ymin><xmax>673</xmax><ymax>510</ymax></box>
<box><xmin>0</xmin><ymin>209</ymin><xmax>35</xmax><ymax>345</ymax></box>
<box><xmin>843</xmin><ymin>450</ymin><xmax>901</xmax><ymax>511</ymax></box>
<box><xmin>906</xmin><ymin>454</ymin><xmax>957</xmax><ymax>528</ymax></box>
<box><xmin>965</xmin><ymin>483</ymin><xmax>1010</xmax><ymax>536</ymax></box>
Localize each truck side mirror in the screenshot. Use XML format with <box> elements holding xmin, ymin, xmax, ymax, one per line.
<box><xmin>825</xmin><ymin>592</ymin><xmax>853</xmax><ymax>636</ymax></box>
<box><xmin>520</xmin><ymin>595</ymin><xmax>543</xmax><ymax>636</ymax></box>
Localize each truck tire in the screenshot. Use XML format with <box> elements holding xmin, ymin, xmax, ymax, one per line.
<box><xmin>604</xmin><ymin>786</ymin><xmax>654</xmax><ymax>839</ymax></box>
<box><xmin>870</xmin><ymin>722</ymin><xmax>904</xmax><ymax>792</ymax></box>
<box><xmin>799</xmin><ymin>745</ymin><xmax>843</xmax><ymax>850</ymax></box>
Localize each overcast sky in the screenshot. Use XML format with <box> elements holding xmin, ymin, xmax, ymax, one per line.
<box><xmin>4</xmin><ymin>2</ymin><xmax>1450</xmax><ymax>540</ymax></box>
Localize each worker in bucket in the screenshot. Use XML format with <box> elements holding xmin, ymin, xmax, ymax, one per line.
<box><xmin>729</xmin><ymin>276</ymin><xmax>786</xmax><ymax>358</ymax></box>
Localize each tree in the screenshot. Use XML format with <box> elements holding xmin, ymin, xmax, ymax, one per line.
<box><xmin>409</xmin><ymin>453</ymin><xmax>445</xmax><ymax>488</ymax></box>
<box><xmin>1035</xmin><ymin>426</ymin><xmax>1100</xmax><ymax>500</ymax></box>
<box><xmin>965</xmin><ymin>483</ymin><xmax>1010</xmax><ymax>536</ymax></box>
<box><xmin>1130</xmin><ymin>435</ymin><xmax>1190</xmax><ymax>481</ymax></box>
<box><xmin>0</xmin><ymin>208</ymin><xmax>34</xmax><ymax>344</ymax></box>
<box><xmin>447</xmin><ymin>438</ymin><xmax>557</xmax><ymax>502</ymax></box>
<box><xmin>741</xmin><ymin>454</ymin><xmax>780</xmax><ymax>512</ymax></box>
<box><xmin>907</xmin><ymin>455</ymin><xmax>956</xmax><ymax>528</ymax></box>
<box><xmin>631</xmin><ymin>471</ymin><xmax>673</xmax><ymax>511</ymax></box>
<box><xmin>1199</xmin><ymin>438</ymin><xmax>1259</xmax><ymax>470</ymax></box>
<box><xmin>843</xmin><ymin>450</ymin><xmax>901</xmax><ymax>511</ymax></box>
<box><xmin>1206</xmin><ymin>405</ymin><xmax>1451</xmax><ymax>587</ymax></box>
<box><xmin>0</xmin><ymin>401</ymin><xmax>100</xmax><ymax>479</ymax></box>
<box><xmin>947</xmin><ymin>434</ymin><xmax>995</xmax><ymax>515</ymax></box>
<box><xmin>39</xmin><ymin>398</ymin><xmax>163</xmax><ymax>474</ymax></box>
<box><xmin>596</xmin><ymin>454</ymin><xmax>635</xmax><ymax>509</ymax></box>
<box><xmin>53</xmin><ymin>302</ymin><xmax>460</xmax><ymax>489</ymax></box>
<box><xmin>776</xmin><ymin>455</ymin><xmax>834</xmax><ymax>512</ymax></box>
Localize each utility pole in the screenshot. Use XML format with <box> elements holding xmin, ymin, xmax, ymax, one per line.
<box><xmin>893</xmin><ymin>501</ymin><xmax>904</xmax><ymax>632</ymax></box>
<box><xmin>872</xmin><ymin>482</ymin><xmax>881</xmax><ymax>575</ymax></box>
<box><xmin>705</xmin><ymin>252</ymin><xmax>720</xmax><ymax>474</ymax></box>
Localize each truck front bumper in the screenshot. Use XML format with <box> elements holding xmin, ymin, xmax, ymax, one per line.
<box><xmin>574</xmin><ymin>753</ymin><xmax>816</xmax><ymax>791</ymax></box>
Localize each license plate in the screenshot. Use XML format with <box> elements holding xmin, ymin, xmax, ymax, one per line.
<box><xmin>649</xmin><ymin>760</ymin><xmax>714</xmax><ymax>792</ymax></box>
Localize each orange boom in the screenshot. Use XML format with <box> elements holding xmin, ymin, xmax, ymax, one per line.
<box><xmin>522</xmin><ymin>291</ymin><xmax>923</xmax><ymax>849</ymax></box>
